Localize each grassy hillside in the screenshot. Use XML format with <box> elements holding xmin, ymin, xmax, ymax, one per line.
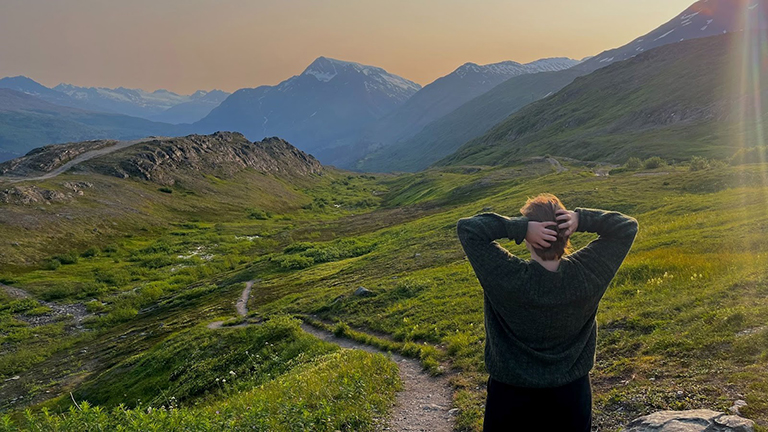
<box><xmin>440</xmin><ymin>33</ymin><xmax>763</xmax><ymax>167</ymax></box>
<box><xmin>3</xmin><ymin>146</ymin><xmax>768</xmax><ymax>430</ymax></box>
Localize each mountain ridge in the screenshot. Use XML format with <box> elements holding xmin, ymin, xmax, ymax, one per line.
<box><xmin>194</xmin><ymin>57</ymin><xmax>421</xmax><ymax>158</ymax></box>
<box><xmin>357</xmin><ymin>0</ymin><xmax>768</xmax><ymax>172</ymax></box>
<box><xmin>329</xmin><ymin>57</ymin><xmax>579</xmax><ymax>168</ymax></box>
<box><xmin>438</xmin><ymin>32</ymin><xmax>756</xmax><ymax>166</ymax></box>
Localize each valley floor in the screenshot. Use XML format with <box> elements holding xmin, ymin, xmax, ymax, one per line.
<box><xmin>2</xmin><ymin>159</ymin><xmax>768</xmax><ymax>431</ymax></box>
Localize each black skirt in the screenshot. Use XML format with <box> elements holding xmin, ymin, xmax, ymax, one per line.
<box><xmin>483</xmin><ymin>375</ymin><xmax>592</xmax><ymax>432</ymax></box>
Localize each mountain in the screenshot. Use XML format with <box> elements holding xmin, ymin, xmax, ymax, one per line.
<box><xmin>1</xmin><ymin>76</ymin><xmax>229</xmax><ymax>123</ymax></box>
<box><xmin>331</xmin><ymin>58</ymin><xmax>579</xmax><ymax>168</ymax></box>
<box><xmin>439</xmin><ymin>32</ymin><xmax>760</xmax><ymax>166</ymax></box>
<box><xmin>0</xmin><ymin>88</ymin><xmax>187</xmax><ymax>161</ymax></box>
<box><xmin>194</xmin><ymin>57</ymin><xmax>421</xmax><ymax>158</ymax></box>
<box><xmin>579</xmin><ymin>0</ymin><xmax>756</xmax><ymax>70</ymax></box>
<box><xmin>0</xmin><ymin>76</ymin><xmax>77</xmax><ymax>107</ymax></box>
<box><xmin>358</xmin><ymin>0</ymin><xmax>766</xmax><ymax>172</ymax></box>
<box><xmin>149</xmin><ymin>90</ymin><xmax>230</xmax><ymax>124</ymax></box>
<box><xmin>53</xmin><ymin>84</ymin><xmax>230</xmax><ymax>123</ymax></box>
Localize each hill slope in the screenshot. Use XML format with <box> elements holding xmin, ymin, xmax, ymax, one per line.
<box><xmin>358</xmin><ymin>0</ymin><xmax>767</xmax><ymax>172</ymax></box>
<box><xmin>0</xmin><ymin>89</ymin><xmax>187</xmax><ymax>162</ymax></box>
<box><xmin>440</xmin><ymin>33</ymin><xmax>756</xmax><ymax>166</ymax></box>
<box><xmin>194</xmin><ymin>57</ymin><xmax>421</xmax><ymax>159</ymax></box>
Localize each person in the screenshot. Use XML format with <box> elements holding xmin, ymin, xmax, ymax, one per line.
<box><xmin>456</xmin><ymin>193</ymin><xmax>638</xmax><ymax>431</ymax></box>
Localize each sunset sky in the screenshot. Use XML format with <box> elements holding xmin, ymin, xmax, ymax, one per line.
<box><xmin>1</xmin><ymin>0</ymin><xmax>695</xmax><ymax>94</ymax></box>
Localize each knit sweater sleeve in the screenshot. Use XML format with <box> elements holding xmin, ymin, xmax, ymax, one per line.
<box><xmin>570</xmin><ymin>208</ymin><xmax>638</xmax><ymax>281</ymax></box>
<box><xmin>456</xmin><ymin>213</ymin><xmax>529</xmax><ymax>299</ymax></box>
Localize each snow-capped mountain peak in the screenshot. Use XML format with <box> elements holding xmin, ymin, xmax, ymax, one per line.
<box><xmin>453</xmin><ymin>57</ymin><xmax>579</xmax><ymax>79</ymax></box>
<box><xmin>583</xmin><ymin>0</ymin><xmax>768</xmax><ymax>69</ymax></box>
<box><xmin>297</xmin><ymin>56</ymin><xmax>421</xmax><ymax>98</ymax></box>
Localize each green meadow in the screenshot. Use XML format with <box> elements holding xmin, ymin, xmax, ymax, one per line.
<box><xmin>2</xmin><ymin>156</ymin><xmax>768</xmax><ymax>431</ymax></box>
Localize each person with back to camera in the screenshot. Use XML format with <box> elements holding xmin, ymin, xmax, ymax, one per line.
<box><xmin>457</xmin><ymin>193</ymin><xmax>638</xmax><ymax>431</ymax></box>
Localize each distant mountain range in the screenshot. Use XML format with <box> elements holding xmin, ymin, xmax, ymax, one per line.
<box><xmin>354</xmin><ymin>0</ymin><xmax>768</xmax><ymax>172</ymax></box>
<box><xmin>439</xmin><ymin>31</ymin><xmax>763</xmax><ymax>166</ymax></box>
<box><xmin>0</xmin><ymin>76</ymin><xmax>229</xmax><ymax>124</ymax></box>
<box><xmin>194</xmin><ymin>57</ymin><xmax>422</xmax><ymax>155</ymax></box>
<box><xmin>2</xmin><ymin>0</ymin><xmax>765</xmax><ymax>171</ymax></box>
<box><xmin>324</xmin><ymin>58</ymin><xmax>580</xmax><ymax>167</ymax></box>
<box><xmin>0</xmin><ymin>88</ymin><xmax>186</xmax><ymax>161</ymax></box>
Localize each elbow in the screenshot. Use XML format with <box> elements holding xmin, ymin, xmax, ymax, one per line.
<box><xmin>456</xmin><ymin>218</ymin><xmax>469</xmax><ymax>237</ymax></box>
<box><xmin>456</xmin><ymin>218</ymin><xmax>474</xmax><ymax>244</ymax></box>
<box><xmin>627</xmin><ymin>217</ymin><xmax>639</xmax><ymax>239</ymax></box>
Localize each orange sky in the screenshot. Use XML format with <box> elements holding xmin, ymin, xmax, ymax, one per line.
<box><xmin>0</xmin><ymin>0</ymin><xmax>695</xmax><ymax>94</ymax></box>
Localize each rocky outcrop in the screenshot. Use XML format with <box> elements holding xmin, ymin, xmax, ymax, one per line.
<box><xmin>82</xmin><ymin>132</ymin><xmax>323</xmax><ymax>185</ymax></box>
<box><xmin>0</xmin><ymin>182</ymin><xmax>92</xmax><ymax>205</ymax></box>
<box><xmin>623</xmin><ymin>409</ymin><xmax>755</xmax><ymax>432</ymax></box>
<box><xmin>0</xmin><ymin>140</ymin><xmax>115</xmax><ymax>177</ymax></box>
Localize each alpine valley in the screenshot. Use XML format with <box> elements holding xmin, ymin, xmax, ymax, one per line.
<box><xmin>3</xmin><ymin>1</ymin><xmax>768</xmax><ymax>432</ymax></box>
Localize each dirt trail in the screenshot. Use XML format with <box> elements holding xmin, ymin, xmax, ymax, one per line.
<box><xmin>4</xmin><ymin>138</ymin><xmax>161</xmax><ymax>183</ymax></box>
<box><xmin>206</xmin><ymin>280</ymin><xmax>255</xmax><ymax>329</ymax></box>
<box><xmin>208</xmin><ymin>281</ymin><xmax>456</xmax><ymax>431</ymax></box>
<box><xmin>299</xmin><ymin>324</ymin><xmax>455</xmax><ymax>431</ymax></box>
<box><xmin>546</xmin><ymin>157</ymin><xmax>567</xmax><ymax>173</ymax></box>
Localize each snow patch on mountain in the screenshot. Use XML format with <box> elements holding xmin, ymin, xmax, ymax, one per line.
<box><xmin>299</xmin><ymin>56</ymin><xmax>421</xmax><ymax>98</ymax></box>
<box><xmin>453</xmin><ymin>57</ymin><xmax>579</xmax><ymax>79</ymax></box>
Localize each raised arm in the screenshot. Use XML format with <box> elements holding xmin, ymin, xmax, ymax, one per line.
<box><xmin>457</xmin><ymin>213</ymin><xmax>556</xmax><ymax>277</ymax></box>
<box><xmin>568</xmin><ymin>208</ymin><xmax>639</xmax><ymax>278</ymax></box>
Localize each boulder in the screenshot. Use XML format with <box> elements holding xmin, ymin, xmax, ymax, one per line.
<box><xmin>623</xmin><ymin>409</ymin><xmax>754</xmax><ymax>432</ymax></box>
<box><xmin>353</xmin><ymin>286</ymin><xmax>374</xmax><ymax>297</ymax></box>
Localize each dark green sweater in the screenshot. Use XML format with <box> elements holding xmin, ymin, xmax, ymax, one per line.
<box><xmin>457</xmin><ymin>208</ymin><xmax>638</xmax><ymax>388</ymax></box>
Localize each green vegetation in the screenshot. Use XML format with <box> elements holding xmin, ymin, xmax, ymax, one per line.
<box><xmin>440</xmin><ymin>33</ymin><xmax>768</xmax><ymax>168</ymax></box>
<box><xmin>4</xmin><ymin>156</ymin><xmax>768</xmax><ymax>431</ymax></box>
<box><xmin>2</xmin><ymin>350</ymin><xmax>399</xmax><ymax>432</ymax></box>
<box><xmin>73</xmin><ymin>317</ymin><xmax>338</xmax><ymax>408</ymax></box>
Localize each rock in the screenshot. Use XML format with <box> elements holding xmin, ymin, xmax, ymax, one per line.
<box><xmin>729</xmin><ymin>400</ymin><xmax>748</xmax><ymax>416</ymax></box>
<box><xmin>623</xmin><ymin>409</ymin><xmax>755</xmax><ymax>432</ymax></box>
<box><xmin>353</xmin><ymin>286</ymin><xmax>374</xmax><ymax>297</ymax></box>
<box><xmin>448</xmin><ymin>408</ymin><xmax>459</xmax><ymax>415</ymax></box>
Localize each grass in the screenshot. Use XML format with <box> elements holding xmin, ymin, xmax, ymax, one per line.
<box><xmin>2</xmin><ymin>350</ymin><xmax>400</xmax><ymax>432</ymax></box>
<box><xmin>4</xmin><ymin>157</ymin><xmax>768</xmax><ymax>431</ymax></box>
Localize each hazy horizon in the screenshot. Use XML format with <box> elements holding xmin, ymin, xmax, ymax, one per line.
<box><xmin>2</xmin><ymin>0</ymin><xmax>694</xmax><ymax>94</ymax></box>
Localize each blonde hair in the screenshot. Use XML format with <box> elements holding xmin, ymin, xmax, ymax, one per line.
<box><xmin>520</xmin><ymin>193</ymin><xmax>572</xmax><ymax>260</ymax></box>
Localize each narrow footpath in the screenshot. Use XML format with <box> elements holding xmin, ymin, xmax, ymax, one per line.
<box><xmin>210</xmin><ymin>280</ymin><xmax>456</xmax><ymax>431</ymax></box>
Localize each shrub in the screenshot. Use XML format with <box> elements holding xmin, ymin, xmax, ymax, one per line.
<box><xmin>333</xmin><ymin>322</ymin><xmax>351</xmax><ymax>337</ymax></box>
<box><xmin>247</xmin><ymin>208</ymin><xmax>270</xmax><ymax>220</ymax></box>
<box><xmin>729</xmin><ymin>146</ymin><xmax>767</xmax><ymax>165</ymax></box>
<box><xmin>43</xmin><ymin>259</ymin><xmax>61</xmax><ymax>271</ymax></box>
<box><xmin>94</xmin><ymin>268</ymin><xmax>130</xmax><ymax>286</ymax></box>
<box><xmin>81</xmin><ymin>247</ymin><xmax>100</xmax><ymax>258</ymax></box>
<box><xmin>271</xmin><ymin>255</ymin><xmax>314</xmax><ymax>270</ymax></box>
<box><xmin>643</xmin><ymin>157</ymin><xmax>667</xmax><ymax>169</ymax></box>
<box><xmin>689</xmin><ymin>156</ymin><xmax>710</xmax><ymax>171</ymax></box>
<box><xmin>52</xmin><ymin>253</ymin><xmax>78</xmax><ymax>265</ymax></box>
<box><xmin>284</xmin><ymin>242</ymin><xmax>314</xmax><ymax>254</ymax></box>
<box><xmin>624</xmin><ymin>157</ymin><xmax>642</xmax><ymax>170</ymax></box>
